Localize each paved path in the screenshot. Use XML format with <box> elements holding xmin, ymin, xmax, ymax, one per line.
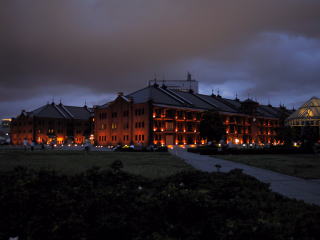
<box><xmin>170</xmin><ymin>147</ymin><xmax>320</xmax><ymax>206</ymax></box>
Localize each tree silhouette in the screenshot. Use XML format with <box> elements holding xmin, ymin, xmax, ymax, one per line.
<box><xmin>200</xmin><ymin>111</ymin><xmax>226</xmax><ymax>143</ymax></box>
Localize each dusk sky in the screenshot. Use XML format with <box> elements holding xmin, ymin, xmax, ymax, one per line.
<box><xmin>1</xmin><ymin>0</ymin><xmax>320</xmax><ymax>119</ymax></box>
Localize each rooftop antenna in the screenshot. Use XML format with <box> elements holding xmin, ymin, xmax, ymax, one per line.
<box><xmin>84</xmin><ymin>99</ymin><xmax>87</xmax><ymax>106</ymax></box>
<box><xmin>268</xmin><ymin>97</ymin><xmax>270</xmax><ymax>105</ymax></box>
<box><xmin>217</xmin><ymin>88</ymin><xmax>220</xmax><ymax>96</ymax></box>
<box><xmin>59</xmin><ymin>98</ymin><xmax>62</xmax><ymax>104</ymax></box>
<box><xmin>52</xmin><ymin>96</ymin><xmax>55</xmax><ymax>104</ymax></box>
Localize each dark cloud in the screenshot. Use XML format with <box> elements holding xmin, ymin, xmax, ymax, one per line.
<box><xmin>1</xmin><ymin>0</ymin><xmax>320</xmax><ymax>118</ymax></box>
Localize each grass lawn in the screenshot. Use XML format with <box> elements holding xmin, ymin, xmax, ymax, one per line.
<box><xmin>214</xmin><ymin>154</ymin><xmax>320</xmax><ymax>179</ymax></box>
<box><xmin>0</xmin><ymin>150</ymin><xmax>193</xmax><ymax>178</ymax></box>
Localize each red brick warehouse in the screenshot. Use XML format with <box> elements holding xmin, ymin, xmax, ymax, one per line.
<box><xmin>94</xmin><ymin>77</ymin><xmax>293</xmax><ymax>146</ymax></box>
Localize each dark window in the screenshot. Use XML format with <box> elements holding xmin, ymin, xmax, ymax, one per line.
<box><xmin>123</xmin><ymin>111</ymin><xmax>128</xmax><ymax>117</ymax></box>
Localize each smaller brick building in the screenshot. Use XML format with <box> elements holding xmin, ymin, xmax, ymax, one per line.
<box><xmin>11</xmin><ymin>102</ymin><xmax>94</xmax><ymax>145</ymax></box>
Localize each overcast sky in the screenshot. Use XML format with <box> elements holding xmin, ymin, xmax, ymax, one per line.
<box><xmin>1</xmin><ymin>0</ymin><xmax>320</xmax><ymax>119</ymax></box>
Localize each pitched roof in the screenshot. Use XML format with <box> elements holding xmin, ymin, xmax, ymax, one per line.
<box><xmin>98</xmin><ymin>84</ymin><xmax>291</xmax><ymax>119</ymax></box>
<box><xmin>22</xmin><ymin>103</ymin><xmax>92</xmax><ymax>120</ymax></box>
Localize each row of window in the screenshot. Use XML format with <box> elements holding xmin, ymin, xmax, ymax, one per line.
<box><xmin>135</xmin><ymin>135</ymin><xmax>145</xmax><ymax>141</ymax></box>
<box><xmin>99</xmin><ymin>113</ymin><xmax>107</xmax><ymax>120</ymax></box>
<box><xmin>99</xmin><ymin>135</ymin><xmax>142</xmax><ymax>142</ymax></box>
<box><xmin>135</xmin><ymin>108</ymin><xmax>145</xmax><ymax>116</ymax></box>
<box><xmin>135</xmin><ymin>121</ymin><xmax>145</xmax><ymax>128</ymax></box>
<box><xmin>99</xmin><ymin>136</ymin><xmax>107</xmax><ymax>142</ymax></box>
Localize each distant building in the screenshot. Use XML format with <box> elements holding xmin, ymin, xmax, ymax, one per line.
<box><xmin>287</xmin><ymin>97</ymin><xmax>320</xmax><ymax>127</ymax></box>
<box><xmin>94</xmin><ymin>83</ymin><xmax>292</xmax><ymax>146</ymax></box>
<box><xmin>0</xmin><ymin>119</ymin><xmax>11</xmax><ymax>144</ymax></box>
<box><xmin>10</xmin><ymin>102</ymin><xmax>94</xmax><ymax>145</ymax></box>
<box><xmin>1</xmin><ymin>118</ymin><xmax>12</xmax><ymax>128</ymax></box>
<box><xmin>149</xmin><ymin>73</ymin><xmax>199</xmax><ymax>93</ymax></box>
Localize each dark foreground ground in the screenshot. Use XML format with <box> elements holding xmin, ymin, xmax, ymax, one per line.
<box><xmin>1</xmin><ymin>167</ymin><xmax>320</xmax><ymax>240</ymax></box>
<box><xmin>0</xmin><ymin>150</ymin><xmax>193</xmax><ymax>178</ymax></box>
<box><xmin>214</xmin><ymin>154</ymin><xmax>320</xmax><ymax>179</ymax></box>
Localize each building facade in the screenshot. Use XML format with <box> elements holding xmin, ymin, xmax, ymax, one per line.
<box><xmin>94</xmin><ymin>84</ymin><xmax>292</xmax><ymax>146</ymax></box>
<box><xmin>11</xmin><ymin>102</ymin><xmax>94</xmax><ymax>145</ymax></box>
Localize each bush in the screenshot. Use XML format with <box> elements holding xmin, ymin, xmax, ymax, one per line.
<box><xmin>0</xmin><ymin>168</ymin><xmax>319</xmax><ymax>239</ymax></box>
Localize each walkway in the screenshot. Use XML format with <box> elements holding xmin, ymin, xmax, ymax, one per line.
<box><xmin>170</xmin><ymin>147</ymin><xmax>320</xmax><ymax>206</ymax></box>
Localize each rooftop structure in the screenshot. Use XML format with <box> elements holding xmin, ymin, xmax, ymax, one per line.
<box><xmin>148</xmin><ymin>73</ymin><xmax>199</xmax><ymax>94</ymax></box>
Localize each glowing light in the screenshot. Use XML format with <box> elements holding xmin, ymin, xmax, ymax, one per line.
<box><xmin>153</xmin><ymin>128</ymin><xmax>157</xmax><ymax>131</ymax></box>
<box><xmin>183</xmin><ymin>129</ymin><xmax>186</xmax><ymax>132</ymax></box>
<box><xmin>249</xmin><ymin>144</ymin><xmax>253</xmax><ymax>147</ymax></box>
<box><xmin>175</xmin><ymin>129</ymin><xmax>178</xmax><ymax>132</ymax></box>
<box><xmin>218</xmin><ymin>143</ymin><xmax>222</xmax><ymax>147</ymax></box>
<box><xmin>235</xmin><ymin>139</ymin><xmax>240</xmax><ymax>144</ymax></box>
<box><xmin>194</xmin><ymin>129</ymin><xmax>197</xmax><ymax>133</ymax></box>
<box><xmin>242</xmin><ymin>144</ymin><xmax>246</xmax><ymax>147</ymax></box>
<box><xmin>161</xmin><ymin>128</ymin><xmax>164</xmax><ymax>132</ymax></box>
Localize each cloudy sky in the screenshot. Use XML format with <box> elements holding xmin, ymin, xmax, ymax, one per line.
<box><xmin>1</xmin><ymin>0</ymin><xmax>320</xmax><ymax>119</ymax></box>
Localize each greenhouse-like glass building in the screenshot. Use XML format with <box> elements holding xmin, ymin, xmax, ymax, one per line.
<box><xmin>287</xmin><ymin>97</ymin><xmax>320</xmax><ymax>127</ymax></box>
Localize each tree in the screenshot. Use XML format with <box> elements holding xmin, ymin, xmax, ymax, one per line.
<box><xmin>199</xmin><ymin>111</ymin><xmax>226</xmax><ymax>143</ymax></box>
<box><xmin>300</xmin><ymin>126</ymin><xmax>319</xmax><ymax>151</ymax></box>
<box><xmin>275</xmin><ymin>126</ymin><xmax>299</xmax><ymax>146</ymax></box>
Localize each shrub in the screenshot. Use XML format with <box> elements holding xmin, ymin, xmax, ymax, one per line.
<box><xmin>0</xmin><ymin>168</ymin><xmax>319</xmax><ymax>240</ymax></box>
